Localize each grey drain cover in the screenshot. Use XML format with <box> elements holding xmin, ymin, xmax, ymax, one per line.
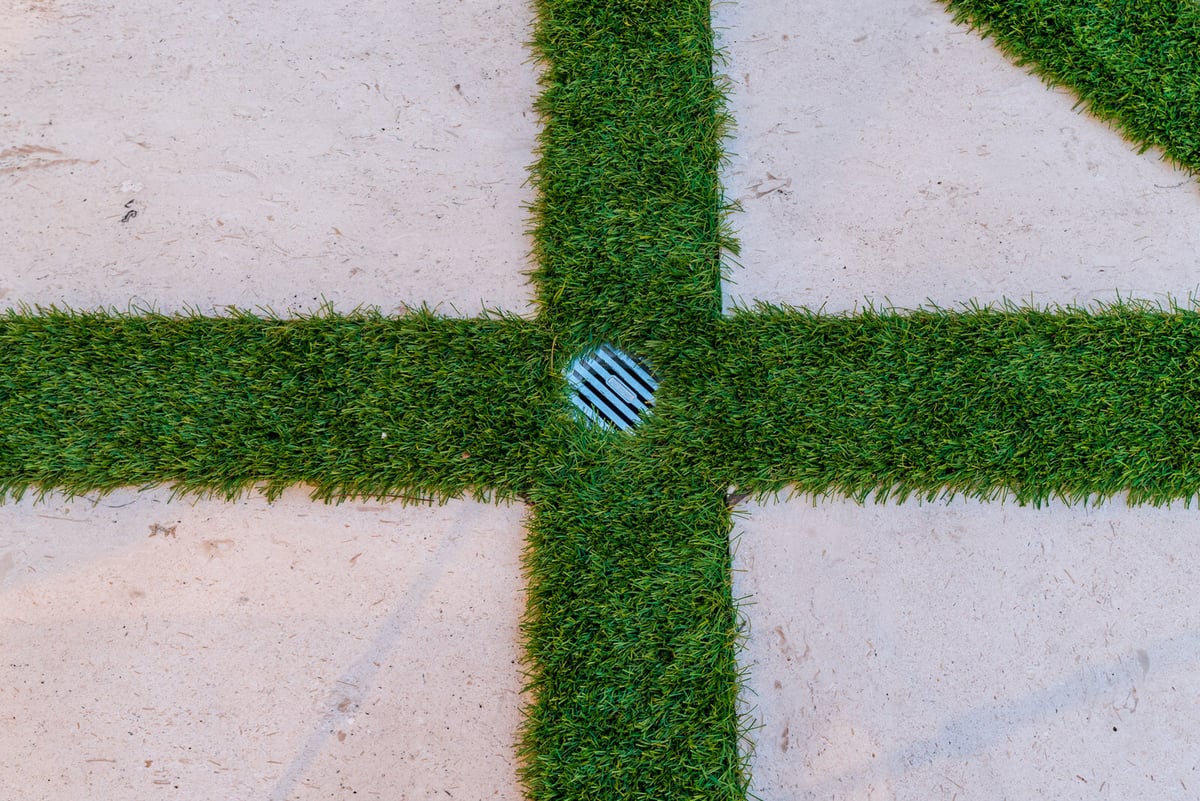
<box><xmin>565</xmin><ymin>344</ymin><xmax>658</xmax><ymax>431</ymax></box>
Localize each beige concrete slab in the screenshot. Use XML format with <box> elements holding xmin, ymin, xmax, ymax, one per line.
<box><xmin>0</xmin><ymin>0</ymin><xmax>539</xmax><ymax>316</ymax></box>
<box><xmin>734</xmin><ymin>498</ymin><xmax>1200</xmax><ymax>800</ymax></box>
<box><xmin>717</xmin><ymin>0</ymin><xmax>1200</xmax><ymax>314</ymax></box>
<box><xmin>0</xmin><ymin>489</ymin><xmax>526</xmax><ymax>800</ymax></box>
<box><xmin>1</xmin><ymin>1</ymin><xmax>535</xmax><ymax>798</ymax></box>
<box><xmin>719</xmin><ymin>2</ymin><xmax>1200</xmax><ymax>798</ymax></box>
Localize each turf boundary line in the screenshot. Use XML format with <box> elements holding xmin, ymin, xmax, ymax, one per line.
<box><xmin>941</xmin><ymin>0</ymin><xmax>1200</xmax><ymax>176</ymax></box>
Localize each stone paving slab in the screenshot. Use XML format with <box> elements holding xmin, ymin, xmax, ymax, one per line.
<box><xmin>0</xmin><ymin>490</ymin><xmax>526</xmax><ymax>800</ymax></box>
<box><xmin>4</xmin><ymin>0</ymin><xmax>1199</xmax><ymax>799</ymax></box>
<box><xmin>720</xmin><ymin>2</ymin><xmax>1200</xmax><ymax>799</ymax></box>
<box><xmin>735</xmin><ymin>498</ymin><xmax>1200</xmax><ymax>800</ymax></box>
<box><xmin>0</xmin><ymin>0</ymin><xmax>538</xmax><ymax>316</ymax></box>
<box><xmin>1</xmin><ymin>1</ymin><xmax>533</xmax><ymax>798</ymax></box>
<box><xmin>719</xmin><ymin>0</ymin><xmax>1200</xmax><ymax>314</ymax></box>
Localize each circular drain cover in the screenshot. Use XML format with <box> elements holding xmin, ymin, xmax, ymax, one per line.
<box><xmin>565</xmin><ymin>344</ymin><xmax>658</xmax><ymax>431</ymax></box>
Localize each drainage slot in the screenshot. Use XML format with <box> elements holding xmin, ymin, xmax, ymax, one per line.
<box><xmin>566</xmin><ymin>344</ymin><xmax>658</xmax><ymax>431</ymax></box>
<box><xmin>605</xmin><ymin>376</ymin><xmax>637</xmax><ymax>404</ymax></box>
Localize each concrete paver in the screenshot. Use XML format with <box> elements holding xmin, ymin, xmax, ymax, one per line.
<box><xmin>0</xmin><ymin>0</ymin><xmax>538</xmax><ymax>316</ymax></box>
<box><xmin>719</xmin><ymin>0</ymin><xmax>1200</xmax><ymax>314</ymax></box>
<box><xmin>1</xmin><ymin>490</ymin><xmax>526</xmax><ymax>800</ymax></box>
<box><xmin>1</xmin><ymin>1</ymin><xmax>533</xmax><ymax>798</ymax></box>
<box><xmin>721</xmin><ymin>3</ymin><xmax>1200</xmax><ymax>799</ymax></box>
<box><xmin>735</xmin><ymin>498</ymin><xmax>1200</xmax><ymax>800</ymax></box>
<box><xmin>4</xmin><ymin>0</ymin><xmax>1198</xmax><ymax>798</ymax></box>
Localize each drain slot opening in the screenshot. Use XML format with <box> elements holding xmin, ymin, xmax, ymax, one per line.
<box><xmin>566</xmin><ymin>344</ymin><xmax>658</xmax><ymax>431</ymax></box>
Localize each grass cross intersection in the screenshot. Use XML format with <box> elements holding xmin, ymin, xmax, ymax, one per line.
<box><xmin>5</xmin><ymin>0</ymin><xmax>1200</xmax><ymax>798</ymax></box>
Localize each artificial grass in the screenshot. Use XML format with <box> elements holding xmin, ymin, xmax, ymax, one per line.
<box><xmin>666</xmin><ymin>303</ymin><xmax>1200</xmax><ymax>508</ymax></box>
<box><xmin>942</xmin><ymin>0</ymin><xmax>1200</xmax><ymax>175</ymax></box>
<box><xmin>528</xmin><ymin>0</ymin><xmax>733</xmax><ymax>350</ymax></box>
<box><xmin>4</xmin><ymin>0</ymin><xmax>1200</xmax><ymax>799</ymax></box>
<box><xmin>520</xmin><ymin>428</ymin><xmax>748</xmax><ymax>799</ymax></box>
<box><xmin>516</xmin><ymin>2</ymin><xmax>750</xmax><ymax>796</ymax></box>
<box><xmin>0</xmin><ymin>307</ymin><xmax>550</xmax><ymax>503</ymax></box>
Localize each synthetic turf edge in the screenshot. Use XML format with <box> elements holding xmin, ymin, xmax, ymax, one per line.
<box><xmin>0</xmin><ymin>309</ymin><xmax>549</xmax><ymax>503</ymax></box>
<box><xmin>528</xmin><ymin>0</ymin><xmax>734</xmax><ymax>350</ymax></box>
<box><xmin>941</xmin><ymin>0</ymin><xmax>1200</xmax><ymax>176</ymax></box>
<box><xmin>671</xmin><ymin>304</ymin><xmax>1200</xmax><ymax>508</ymax></box>
<box><xmin>520</xmin><ymin>434</ymin><xmax>748</xmax><ymax>799</ymax></box>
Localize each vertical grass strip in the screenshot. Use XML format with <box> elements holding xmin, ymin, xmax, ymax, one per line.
<box><xmin>528</xmin><ymin>0</ymin><xmax>735</xmax><ymax>348</ymax></box>
<box><xmin>521</xmin><ymin>433</ymin><xmax>748</xmax><ymax>799</ymax></box>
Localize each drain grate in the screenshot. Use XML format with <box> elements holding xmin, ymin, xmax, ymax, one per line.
<box><xmin>565</xmin><ymin>344</ymin><xmax>658</xmax><ymax>431</ymax></box>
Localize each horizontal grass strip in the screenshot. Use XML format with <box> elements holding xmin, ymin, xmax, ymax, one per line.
<box><xmin>520</xmin><ymin>432</ymin><xmax>748</xmax><ymax>799</ymax></box>
<box><xmin>942</xmin><ymin>0</ymin><xmax>1200</xmax><ymax>175</ymax></box>
<box><xmin>0</xmin><ymin>308</ymin><xmax>550</xmax><ymax>503</ymax></box>
<box><xmin>681</xmin><ymin>304</ymin><xmax>1200</xmax><ymax>506</ymax></box>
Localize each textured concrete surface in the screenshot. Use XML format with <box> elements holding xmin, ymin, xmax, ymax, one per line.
<box><xmin>1</xmin><ymin>1</ymin><xmax>533</xmax><ymax>799</ymax></box>
<box><xmin>1</xmin><ymin>490</ymin><xmax>526</xmax><ymax>800</ymax></box>
<box><xmin>733</xmin><ymin>498</ymin><xmax>1200</xmax><ymax>801</ymax></box>
<box><xmin>717</xmin><ymin>0</ymin><xmax>1200</xmax><ymax>314</ymax></box>
<box><xmin>718</xmin><ymin>2</ymin><xmax>1200</xmax><ymax>800</ymax></box>
<box><xmin>0</xmin><ymin>0</ymin><xmax>539</xmax><ymax>316</ymax></box>
<box><xmin>5</xmin><ymin>0</ymin><xmax>1200</xmax><ymax>799</ymax></box>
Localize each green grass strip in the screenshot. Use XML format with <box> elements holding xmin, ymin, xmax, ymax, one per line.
<box><xmin>942</xmin><ymin>0</ymin><xmax>1200</xmax><ymax>175</ymax></box>
<box><xmin>7</xmin><ymin>1</ymin><xmax>1200</xmax><ymax>798</ymax></box>
<box><xmin>520</xmin><ymin>428</ymin><xmax>748</xmax><ymax>799</ymax></box>
<box><xmin>677</xmin><ymin>303</ymin><xmax>1200</xmax><ymax>507</ymax></box>
<box><xmin>528</xmin><ymin>0</ymin><xmax>734</xmax><ymax>348</ymax></box>
<box><xmin>0</xmin><ymin>308</ymin><xmax>550</xmax><ymax>503</ymax></box>
<box><xmin>517</xmin><ymin>2</ymin><xmax>750</xmax><ymax>794</ymax></box>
